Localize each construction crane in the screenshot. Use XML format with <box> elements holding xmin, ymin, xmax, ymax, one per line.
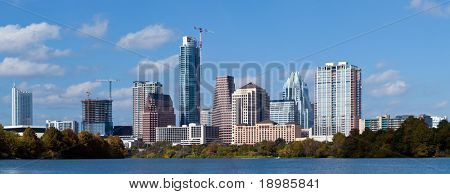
<box><xmin>194</xmin><ymin>26</ymin><xmax>212</xmax><ymax>64</ymax></box>
<box><xmin>194</xmin><ymin>26</ymin><xmax>211</xmax><ymax>49</ymax></box>
<box><xmin>96</xmin><ymin>79</ymin><xmax>118</xmax><ymax>100</ymax></box>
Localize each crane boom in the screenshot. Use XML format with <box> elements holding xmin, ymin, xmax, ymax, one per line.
<box><xmin>96</xmin><ymin>79</ymin><xmax>118</xmax><ymax>100</ymax></box>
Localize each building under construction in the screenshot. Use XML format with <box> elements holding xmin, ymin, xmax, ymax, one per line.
<box><xmin>81</xmin><ymin>99</ymin><xmax>113</xmax><ymax>136</ymax></box>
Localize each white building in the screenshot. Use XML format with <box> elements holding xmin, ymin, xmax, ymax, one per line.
<box><xmin>231</xmin><ymin>82</ymin><xmax>270</xmax><ymax>126</ymax></box>
<box><xmin>431</xmin><ymin>116</ymin><xmax>448</xmax><ymax>128</ymax></box>
<box><xmin>314</xmin><ymin>62</ymin><xmax>362</xmax><ymax>137</ymax></box>
<box><xmin>12</xmin><ymin>84</ymin><xmax>33</xmax><ymax>126</ymax></box>
<box><xmin>200</xmin><ymin>109</ymin><xmax>212</xmax><ymax>126</ymax></box>
<box><xmin>45</xmin><ymin>120</ymin><xmax>79</xmax><ymax>133</ymax></box>
<box><xmin>4</xmin><ymin>125</ymin><xmax>46</xmax><ymax>138</ymax></box>
<box><xmin>155</xmin><ymin>123</ymin><xmax>219</xmax><ymax>145</ymax></box>
<box><xmin>132</xmin><ymin>81</ymin><xmax>162</xmax><ymax>138</ymax></box>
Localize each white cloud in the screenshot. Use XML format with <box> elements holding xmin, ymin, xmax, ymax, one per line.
<box><xmin>410</xmin><ymin>0</ymin><xmax>450</xmax><ymax>17</ymax></box>
<box><xmin>370</xmin><ymin>81</ymin><xmax>407</xmax><ymax>97</ymax></box>
<box><xmin>0</xmin><ymin>23</ymin><xmax>60</xmax><ymax>52</ymax></box>
<box><xmin>366</xmin><ymin>70</ymin><xmax>400</xmax><ymax>83</ymax></box>
<box><xmin>25</xmin><ymin>45</ymin><xmax>71</xmax><ymax>60</ymax></box>
<box><xmin>15</xmin><ymin>81</ymin><xmax>103</xmax><ymax>107</ymax></box>
<box><xmin>62</xmin><ymin>81</ymin><xmax>101</xmax><ymax>98</ymax></box>
<box><xmin>135</xmin><ymin>54</ymin><xmax>178</xmax><ymax>73</ymax></box>
<box><xmin>117</xmin><ymin>25</ymin><xmax>174</xmax><ymax>49</ymax></box>
<box><xmin>79</xmin><ymin>15</ymin><xmax>109</xmax><ymax>38</ymax></box>
<box><xmin>0</xmin><ymin>57</ymin><xmax>64</xmax><ymax>76</ymax></box>
<box><xmin>0</xmin><ymin>22</ymin><xmax>70</xmax><ymax>60</ymax></box>
<box><xmin>434</xmin><ymin>100</ymin><xmax>448</xmax><ymax>109</ymax></box>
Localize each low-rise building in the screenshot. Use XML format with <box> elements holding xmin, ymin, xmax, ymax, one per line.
<box><xmin>232</xmin><ymin>121</ymin><xmax>301</xmax><ymax>145</ymax></box>
<box><xmin>359</xmin><ymin>115</ymin><xmax>408</xmax><ymax>132</ymax></box>
<box><xmin>431</xmin><ymin>116</ymin><xmax>448</xmax><ymax>128</ymax></box>
<box><xmin>45</xmin><ymin>120</ymin><xmax>79</xmax><ymax>133</ymax></box>
<box><xmin>3</xmin><ymin>125</ymin><xmax>46</xmax><ymax>138</ymax></box>
<box><xmin>156</xmin><ymin>123</ymin><xmax>219</xmax><ymax>145</ymax></box>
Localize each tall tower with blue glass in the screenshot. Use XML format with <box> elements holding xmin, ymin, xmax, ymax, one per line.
<box><xmin>179</xmin><ymin>36</ymin><xmax>200</xmax><ymax>126</ymax></box>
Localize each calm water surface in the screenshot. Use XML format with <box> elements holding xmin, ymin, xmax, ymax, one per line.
<box><xmin>0</xmin><ymin>158</ymin><xmax>449</xmax><ymax>174</ymax></box>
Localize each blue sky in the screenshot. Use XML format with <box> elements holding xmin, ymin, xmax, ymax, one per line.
<box><xmin>0</xmin><ymin>0</ymin><xmax>449</xmax><ymax>126</ymax></box>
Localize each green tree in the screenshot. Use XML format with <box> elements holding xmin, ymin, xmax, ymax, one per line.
<box><xmin>106</xmin><ymin>136</ymin><xmax>126</xmax><ymax>158</ymax></box>
<box><xmin>0</xmin><ymin>128</ymin><xmax>20</xmax><ymax>159</ymax></box>
<box><xmin>41</xmin><ymin>127</ymin><xmax>64</xmax><ymax>158</ymax></box>
<box><xmin>16</xmin><ymin>128</ymin><xmax>43</xmax><ymax>159</ymax></box>
<box><xmin>332</xmin><ymin>133</ymin><xmax>346</xmax><ymax>157</ymax></box>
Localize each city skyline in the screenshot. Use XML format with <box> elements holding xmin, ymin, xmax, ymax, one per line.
<box><xmin>1</xmin><ymin>0</ymin><xmax>450</xmax><ymax>126</ymax></box>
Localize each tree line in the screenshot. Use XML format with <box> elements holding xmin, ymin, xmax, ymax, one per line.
<box><xmin>0</xmin><ymin>125</ymin><xmax>126</xmax><ymax>159</ymax></box>
<box><xmin>133</xmin><ymin>118</ymin><xmax>449</xmax><ymax>158</ymax></box>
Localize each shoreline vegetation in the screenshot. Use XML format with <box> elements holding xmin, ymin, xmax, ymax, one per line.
<box><xmin>1</xmin><ymin>118</ymin><xmax>449</xmax><ymax>159</ymax></box>
<box><xmin>0</xmin><ymin>126</ymin><xmax>126</xmax><ymax>159</ymax></box>
<box><xmin>132</xmin><ymin>118</ymin><xmax>449</xmax><ymax>159</ymax></box>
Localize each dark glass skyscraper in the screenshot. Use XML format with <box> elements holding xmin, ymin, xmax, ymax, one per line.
<box><xmin>179</xmin><ymin>36</ymin><xmax>200</xmax><ymax>126</ymax></box>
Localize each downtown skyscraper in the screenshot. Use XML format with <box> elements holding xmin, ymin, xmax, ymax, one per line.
<box><xmin>132</xmin><ymin>81</ymin><xmax>163</xmax><ymax>138</ymax></box>
<box><xmin>212</xmin><ymin>76</ymin><xmax>235</xmax><ymax>144</ymax></box>
<box><xmin>11</xmin><ymin>84</ymin><xmax>33</xmax><ymax>126</ymax></box>
<box><xmin>179</xmin><ymin>36</ymin><xmax>201</xmax><ymax>126</ymax></box>
<box><xmin>282</xmin><ymin>72</ymin><xmax>313</xmax><ymax>128</ymax></box>
<box><xmin>231</xmin><ymin>82</ymin><xmax>270</xmax><ymax>126</ymax></box>
<box><xmin>142</xmin><ymin>93</ymin><xmax>176</xmax><ymax>144</ymax></box>
<box><xmin>314</xmin><ymin>62</ymin><xmax>362</xmax><ymax>137</ymax></box>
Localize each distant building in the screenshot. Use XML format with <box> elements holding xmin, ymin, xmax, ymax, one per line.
<box><xmin>418</xmin><ymin>114</ymin><xmax>432</xmax><ymax>128</ymax></box>
<box><xmin>270</xmin><ymin>100</ymin><xmax>298</xmax><ymax>125</ymax></box>
<box><xmin>113</xmin><ymin>126</ymin><xmax>133</xmax><ymax>136</ymax></box>
<box><xmin>231</xmin><ymin>82</ymin><xmax>270</xmax><ymax>126</ymax></box>
<box><xmin>156</xmin><ymin>123</ymin><xmax>219</xmax><ymax>145</ymax></box>
<box><xmin>282</xmin><ymin>72</ymin><xmax>313</xmax><ymax>128</ymax></box>
<box><xmin>200</xmin><ymin>109</ymin><xmax>212</xmax><ymax>126</ymax></box>
<box><xmin>11</xmin><ymin>84</ymin><xmax>33</xmax><ymax>126</ymax></box>
<box><xmin>359</xmin><ymin>115</ymin><xmax>407</xmax><ymax>131</ymax></box>
<box><xmin>431</xmin><ymin>116</ymin><xmax>448</xmax><ymax>128</ymax></box>
<box><xmin>314</xmin><ymin>62</ymin><xmax>362</xmax><ymax>137</ymax></box>
<box><xmin>179</xmin><ymin>36</ymin><xmax>201</xmax><ymax>126</ymax></box>
<box><xmin>133</xmin><ymin>81</ymin><xmax>163</xmax><ymax>138</ymax></box>
<box><xmin>142</xmin><ymin>93</ymin><xmax>176</xmax><ymax>144</ymax></box>
<box><xmin>81</xmin><ymin>99</ymin><xmax>113</xmax><ymax>136</ymax></box>
<box><xmin>45</xmin><ymin>120</ymin><xmax>79</xmax><ymax>133</ymax></box>
<box><xmin>212</xmin><ymin>75</ymin><xmax>235</xmax><ymax>144</ymax></box>
<box><xmin>119</xmin><ymin>136</ymin><xmax>138</xmax><ymax>149</ymax></box>
<box><xmin>3</xmin><ymin>125</ymin><xmax>46</xmax><ymax>138</ymax></box>
<box><xmin>232</xmin><ymin>121</ymin><xmax>301</xmax><ymax>145</ymax></box>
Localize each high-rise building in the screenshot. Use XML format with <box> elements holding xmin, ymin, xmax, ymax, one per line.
<box><xmin>212</xmin><ymin>75</ymin><xmax>235</xmax><ymax>144</ymax></box>
<box><xmin>232</xmin><ymin>121</ymin><xmax>301</xmax><ymax>145</ymax></box>
<box><xmin>142</xmin><ymin>93</ymin><xmax>176</xmax><ymax>144</ymax></box>
<box><xmin>282</xmin><ymin>72</ymin><xmax>313</xmax><ymax>128</ymax></box>
<box><xmin>314</xmin><ymin>62</ymin><xmax>362</xmax><ymax>137</ymax></box>
<box><xmin>431</xmin><ymin>116</ymin><xmax>448</xmax><ymax>128</ymax></box>
<box><xmin>200</xmin><ymin>109</ymin><xmax>212</xmax><ymax>126</ymax></box>
<box><xmin>81</xmin><ymin>99</ymin><xmax>113</xmax><ymax>136</ymax></box>
<box><xmin>45</xmin><ymin>120</ymin><xmax>79</xmax><ymax>133</ymax></box>
<box><xmin>231</xmin><ymin>82</ymin><xmax>270</xmax><ymax>126</ymax></box>
<box><xmin>133</xmin><ymin>81</ymin><xmax>162</xmax><ymax>138</ymax></box>
<box><xmin>269</xmin><ymin>100</ymin><xmax>298</xmax><ymax>125</ymax></box>
<box><xmin>11</xmin><ymin>84</ymin><xmax>33</xmax><ymax>126</ymax></box>
<box><xmin>156</xmin><ymin>123</ymin><xmax>219</xmax><ymax>145</ymax></box>
<box><xmin>179</xmin><ymin>36</ymin><xmax>201</xmax><ymax>126</ymax></box>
